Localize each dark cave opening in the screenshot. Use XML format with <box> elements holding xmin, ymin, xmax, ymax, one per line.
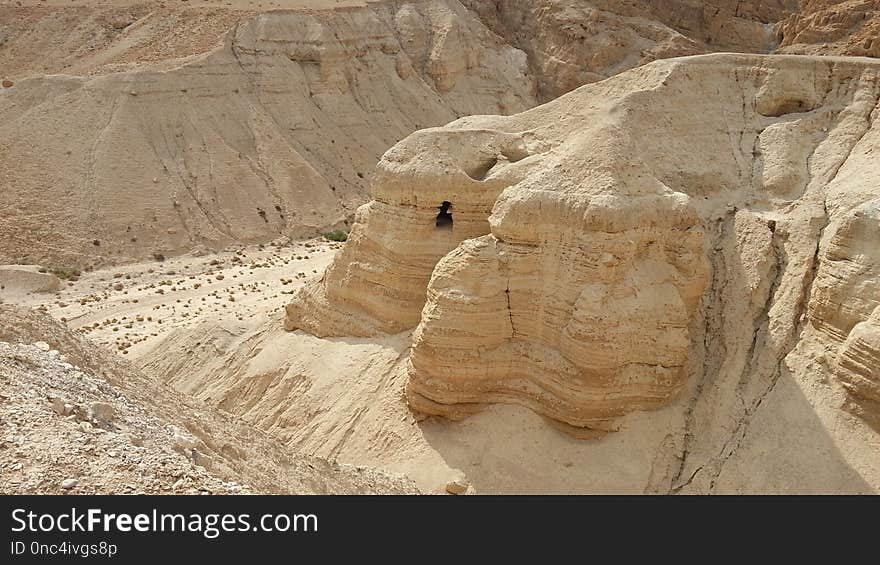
<box><xmin>436</xmin><ymin>201</ymin><xmax>453</xmax><ymax>230</ymax></box>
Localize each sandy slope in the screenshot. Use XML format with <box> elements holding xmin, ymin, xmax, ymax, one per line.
<box><xmin>0</xmin><ymin>302</ymin><xmax>418</xmax><ymax>494</ymax></box>
<box><xmin>132</xmin><ymin>312</ymin><xmax>880</xmax><ymax>494</ymax></box>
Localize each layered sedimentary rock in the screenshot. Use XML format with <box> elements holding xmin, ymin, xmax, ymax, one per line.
<box><xmin>837</xmin><ymin>308</ymin><xmax>880</xmax><ymax>428</ymax></box>
<box><xmin>285</xmin><ymin>128</ymin><xmax>546</xmax><ymax>335</ymax></box>
<box><xmin>287</xmin><ymin>53</ymin><xmax>880</xmax><ymax>430</ymax></box>
<box><xmin>0</xmin><ymin>1</ymin><xmax>536</xmax><ymax>269</ymax></box>
<box><xmin>810</xmin><ymin>199</ymin><xmax>880</xmax><ymax>427</ymax></box>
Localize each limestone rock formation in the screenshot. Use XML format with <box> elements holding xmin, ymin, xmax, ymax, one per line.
<box><xmin>285</xmin><ymin>127</ymin><xmax>547</xmax><ymax>335</ymax></box>
<box><xmin>287</xmin><ymin>53</ymin><xmax>880</xmax><ymax>431</ymax></box>
<box><xmin>810</xmin><ymin>199</ymin><xmax>880</xmax><ymax>428</ymax></box>
<box><xmin>837</xmin><ymin>308</ymin><xmax>880</xmax><ymax>429</ymax></box>
<box><xmin>5</xmin><ymin>0</ymin><xmax>847</xmax><ymax>271</ymax></box>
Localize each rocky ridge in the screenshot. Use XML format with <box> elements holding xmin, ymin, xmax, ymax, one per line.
<box><xmin>287</xmin><ymin>53</ymin><xmax>880</xmax><ymax>437</ymax></box>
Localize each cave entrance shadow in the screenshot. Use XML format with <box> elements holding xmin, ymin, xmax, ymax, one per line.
<box><xmin>436</xmin><ymin>201</ymin><xmax>453</xmax><ymax>230</ymax></box>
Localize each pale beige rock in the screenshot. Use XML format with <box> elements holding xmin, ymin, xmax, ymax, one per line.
<box><xmin>0</xmin><ymin>266</ymin><xmax>60</xmax><ymax>298</ymax></box>
<box><xmin>4</xmin><ymin>2</ymin><xmax>880</xmax><ymax>495</ymax></box>
<box><xmin>837</xmin><ymin>309</ymin><xmax>880</xmax><ymax>427</ymax></box>
<box><xmin>809</xmin><ymin>199</ymin><xmax>880</xmax><ymax>427</ymax></box>
<box><xmin>810</xmin><ymin>200</ymin><xmax>880</xmax><ymax>343</ymax></box>
<box><xmin>60</xmin><ymin>478</ymin><xmax>79</xmax><ymax>490</ymax></box>
<box><xmin>287</xmin><ymin>53</ymin><xmax>880</xmax><ymax>433</ymax></box>
<box><xmin>1</xmin><ymin>1</ymin><xmax>826</xmax><ymax>270</ymax></box>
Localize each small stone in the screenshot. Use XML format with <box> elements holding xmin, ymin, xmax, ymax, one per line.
<box><xmin>33</xmin><ymin>341</ymin><xmax>51</xmax><ymax>351</ymax></box>
<box><xmin>60</xmin><ymin>478</ymin><xmax>79</xmax><ymax>490</ymax></box>
<box><xmin>171</xmin><ymin>427</ymin><xmax>199</xmax><ymax>452</ymax></box>
<box><xmin>88</xmin><ymin>402</ymin><xmax>115</xmax><ymax>422</ymax></box>
<box><xmin>50</xmin><ymin>397</ymin><xmax>73</xmax><ymax>416</ymax></box>
<box><xmin>445</xmin><ymin>478</ymin><xmax>469</xmax><ymax>495</ymax></box>
<box><xmin>1</xmin><ymin>79</ymin><xmax>12</xmax><ymax>88</ymax></box>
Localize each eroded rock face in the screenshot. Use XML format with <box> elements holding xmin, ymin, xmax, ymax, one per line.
<box><xmin>462</xmin><ymin>0</ymin><xmax>797</xmax><ymax>100</ymax></box>
<box><xmin>288</xmin><ymin>53</ymin><xmax>880</xmax><ymax>430</ymax></box>
<box><xmin>0</xmin><ymin>1</ymin><xmax>536</xmax><ymax>269</ymax></box>
<box><xmin>810</xmin><ymin>200</ymin><xmax>880</xmax><ymax>343</ymax></box>
<box><xmin>4</xmin><ymin>1</ymin><xmax>842</xmax><ymax>271</ymax></box>
<box><xmin>837</xmin><ymin>309</ymin><xmax>880</xmax><ymax>429</ymax></box>
<box><xmin>777</xmin><ymin>0</ymin><xmax>880</xmax><ymax>58</ymax></box>
<box><xmin>285</xmin><ymin>128</ymin><xmax>544</xmax><ymax>335</ymax></box>
<box><xmin>810</xmin><ymin>200</ymin><xmax>880</xmax><ymax>427</ymax></box>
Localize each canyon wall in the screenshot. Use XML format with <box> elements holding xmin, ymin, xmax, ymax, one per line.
<box><xmin>0</xmin><ymin>1</ymin><xmax>535</xmax><ymax>269</ymax></box>
<box><xmin>2</xmin><ymin>0</ymin><xmax>824</xmax><ymax>269</ymax></box>
<box><xmin>287</xmin><ymin>53</ymin><xmax>880</xmax><ymax>431</ymax></box>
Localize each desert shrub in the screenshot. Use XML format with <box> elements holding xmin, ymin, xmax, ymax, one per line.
<box><xmin>50</xmin><ymin>267</ymin><xmax>81</xmax><ymax>281</ymax></box>
<box><xmin>323</xmin><ymin>230</ymin><xmax>348</xmax><ymax>242</ymax></box>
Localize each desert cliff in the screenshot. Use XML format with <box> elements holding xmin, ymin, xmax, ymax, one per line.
<box><xmin>287</xmin><ymin>53</ymin><xmax>880</xmax><ymax>443</ymax></box>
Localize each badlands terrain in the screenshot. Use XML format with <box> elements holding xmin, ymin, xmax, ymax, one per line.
<box><xmin>2</xmin><ymin>1</ymin><xmax>880</xmax><ymax>494</ymax></box>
